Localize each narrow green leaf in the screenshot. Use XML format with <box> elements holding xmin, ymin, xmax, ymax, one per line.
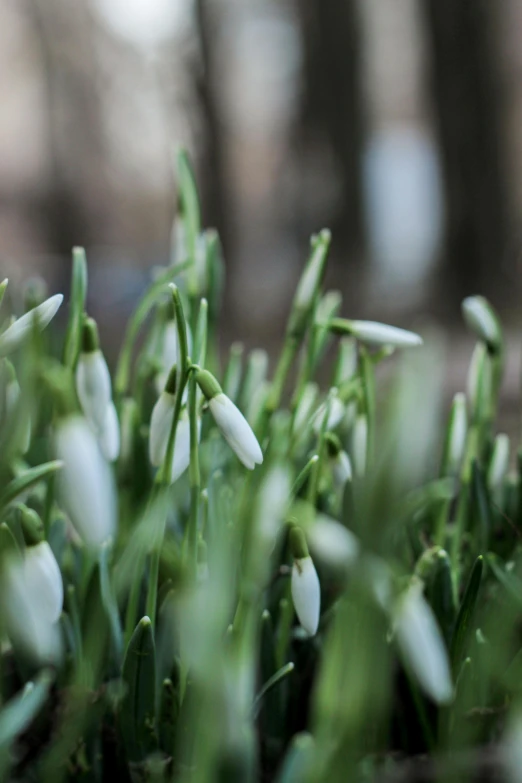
<box><xmin>120</xmin><ymin>616</ymin><xmax>157</xmax><ymax>762</ymax></box>
<box><xmin>99</xmin><ymin>542</ymin><xmax>123</xmax><ymax>662</ymax></box>
<box><xmin>253</xmin><ymin>662</ymin><xmax>294</xmax><ymax>718</ymax></box>
<box><xmin>158</xmin><ymin>677</ymin><xmax>179</xmax><ymax>757</ymax></box>
<box><xmin>470</xmin><ymin>461</ymin><xmax>492</xmax><ymax>553</ymax></box>
<box><xmin>0</xmin><ymin>670</ymin><xmax>53</xmax><ymax>750</ymax></box>
<box><xmin>177</xmin><ymin>149</ymin><xmax>201</xmax><ymax>269</ymax></box>
<box><xmin>275</xmin><ymin>733</ymin><xmax>315</xmax><ymax>783</ymax></box>
<box><xmin>450</xmin><ymin>556</ymin><xmax>483</xmax><ymax>676</ymax></box>
<box><xmin>0</xmin><ymin>461</ymin><xmax>63</xmax><ymax>512</ymax></box>
<box><xmin>62</xmin><ymin>247</ymin><xmax>88</xmax><ymax>368</ymax></box>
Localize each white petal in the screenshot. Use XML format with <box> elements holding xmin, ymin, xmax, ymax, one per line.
<box><xmin>348</xmin><ymin>320</ymin><xmax>422</xmax><ymax>347</ymax></box>
<box><xmin>0</xmin><ymin>294</ymin><xmax>63</xmax><ymax>356</ymax></box>
<box><xmin>488</xmin><ymin>433</ymin><xmax>510</xmax><ymax>491</ymax></box>
<box><xmin>291</xmin><ymin>556</ymin><xmax>321</xmax><ymax>636</ymax></box>
<box><xmin>170</xmin><ymin>415</ymin><xmax>200</xmax><ymax>483</ymax></box>
<box><xmin>98</xmin><ymin>401</ymin><xmax>120</xmax><ymax>462</ymax></box>
<box><xmin>2</xmin><ymin>555</ymin><xmax>62</xmax><ymax>664</ymax></box>
<box><xmin>76</xmin><ymin>350</ymin><xmax>112</xmax><ymax>431</ymax></box>
<box><xmin>446</xmin><ymin>392</ymin><xmax>467</xmax><ymax>472</ymax></box>
<box><xmin>149</xmin><ymin>392</ymin><xmax>175</xmax><ymax>466</ymax></box>
<box><xmin>307</xmin><ymin>517</ymin><xmax>359</xmax><ymax>570</ymax></box>
<box><xmin>352</xmin><ymin>414</ymin><xmax>368</xmax><ymax>477</ymax></box>
<box><xmin>462</xmin><ymin>296</ymin><xmax>500</xmax><ymax>347</ymax></box>
<box><xmin>24</xmin><ymin>542</ymin><xmax>63</xmax><ymax>623</ymax></box>
<box><xmin>333</xmin><ymin>451</ymin><xmax>352</xmax><ymax>487</ymax></box>
<box><xmin>55</xmin><ymin>416</ymin><xmax>117</xmax><ymax>548</ymax></box>
<box><xmin>209</xmin><ymin>394</ymin><xmax>263</xmax><ymax>469</ymax></box>
<box><xmin>312</xmin><ymin>395</ymin><xmax>345</xmax><ymax>435</ymax></box>
<box><xmin>395</xmin><ymin>582</ymin><xmax>453</xmax><ymax>704</ymax></box>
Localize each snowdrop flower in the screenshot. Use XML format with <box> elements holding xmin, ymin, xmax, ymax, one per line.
<box><xmin>442</xmin><ymin>392</ymin><xmax>467</xmax><ymax>476</ymax></box>
<box><xmin>149</xmin><ymin>377</ymin><xmax>199</xmax><ymax>483</ymax></box>
<box><xmin>307</xmin><ymin>516</ymin><xmax>359</xmax><ymax>570</ymax></box>
<box><xmin>293</xmin><ymin>230</ymin><xmax>330</xmax><ymax>312</ymax></box>
<box><xmin>195</xmin><ymin>369</ymin><xmax>263</xmax><ymax>470</ymax></box>
<box><xmin>98</xmin><ymin>401</ymin><xmax>120</xmax><ymax>462</ymax></box>
<box><xmin>488</xmin><ymin>433</ymin><xmax>510</xmax><ymax>492</ymax></box>
<box><xmin>312</xmin><ymin>390</ymin><xmax>345</xmax><ymax>435</ymax></box>
<box><xmin>329</xmin><ymin>318</ymin><xmax>423</xmax><ymax>348</ymax></box>
<box><xmin>2</xmin><ymin>542</ymin><xmax>63</xmax><ymax>664</ymax></box>
<box><xmin>290</xmin><ymin>526</ymin><xmax>321</xmax><ymax>636</ymax></box>
<box><xmin>75</xmin><ymin>318</ymin><xmax>112</xmax><ymax>432</ymax></box>
<box><xmin>462</xmin><ymin>295</ymin><xmax>502</xmax><ymax>352</ymax></box>
<box><xmin>55</xmin><ymin>415</ymin><xmax>117</xmax><ymax>547</ymax></box>
<box><xmin>155</xmin><ymin>319</ymin><xmax>192</xmax><ymax>395</ymax></box>
<box><xmin>394</xmin><ymin>579</ymin><xmax>453</xmax><ymax>704</ymax></box>
<box><xmin>352</xmin><ymin>414</ymin><xmax>368</xmax><ymax>477</ymax></box>
<box><xmin>0</xmin><ymin>294</ymin><xmax>63</xmax><ymax>356</ymax></box>
<box><xmin>325</xmin><ymin>433</ymin><xmax>352</xmax><ymax>487</ymax></box>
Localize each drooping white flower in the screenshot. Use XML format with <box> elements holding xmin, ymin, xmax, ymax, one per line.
<box><xmin>307</xmin><ymin>516</ymin><xmax>359</xmax><ymax>570</ymax></box>
<box><xmin>196</xmin><ymin>368</ymin><xmax>263</xmax><ymax>469</ymax></box>
<box><xmin>149</xmin><ymin>391</ymin><xmax>175</xmax><ymax>467</ymax></box>
<box><xmin>2</xmin><ymin>544</ymin><xmax>63</xmax><ymax>664</ymax></box>
<box><xmin>312</xmin><ymin>392</ymin><xmax>345</xmax><ymax>435</ymax></box>
<box><xmin>488</xmin><ymin>433</ymin><xmax>510</xmax><ymax>492</ymax></box>
<box><xmin>333</xmin><ymin>450</ymin><xmax>352</xmax><ymax>487</ymax></box>
<box><xmin>24</xmin><ymin>542</ymin><xmax>63</xmax><ymax>624</ymax></box>
<box><xmin>98</xmin><ymin>401</ymin><xmax>120</xmax><ymax>462</ymax></box>
<box><xmin>170</xmin><ymin>414</ymin><xmax>200</xmax><ymax>483</ymax></box>
<box><xmin>76</xmin><ymin>350</ymin><xmax>112</xmax><ymax>431</ymax></box>
<box><xmin>291</xmin><ymin>557</ymin><xmax>321</xmax><ymax>637</ymax></box>
<box><xmin>0</xmin><ymin>294</ymin><xmax>63</xmax><ymax>356</ymax></box>
<box><xmin>209</xmin><ymin>394</ymin><xmax>263</xmax><ymax>469</ymax></box>
<box><xmin>155</xmin><ymin>321</ymin><xmax>192</xmax><ymax>395</ymax></box>
<box><xmin>55</xmin><ymin>415</ymin><xmax>117</xmax><ymax>548</ymax></box>
<box><xmin>289</xmin><ymin>526</ymin><xmax>321</xmax><ymax>636</ymax></box>
<box><xmin>394</xmin><ymin>580</ymin><xmax>453</xmax><ymax>704</ymax></box>
<box><xmin>330</xmin><ymin>318</ymin><xmax>422</xmax><ymax>348</ymax></box>
<box><xmin>462</xmin><ymin>296</ymin><xmax>501</xmax><ymax>350</ymax></box>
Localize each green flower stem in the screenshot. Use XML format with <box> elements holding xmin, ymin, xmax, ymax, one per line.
<box><xmin>187</xmin><ymin>372</ymin><xmax>200</xmax><ymax>580</ymax></box>
<box><xmin>264</xmin><ymin>336</ymin><xmax>300</xmax><ymax>419</ymax></box>
<box><xmin>114</xmin><ymin>262</ymin><xmax>189</xmax><ymax>398</ymax></box>
<box><xmin>359</xmin><ymin>347</ymin><xmax>376</xmax><ymax>469</ymax></box>
<box><xmin>62</xmin><ymin>247</ymin><xmax>87</xmax><ymax>369</ymax></box>
<box><xmin>145</xmin><ymin>285</ymin><xmax>189</xmax><ymax>629</ymax></box>
<box><xmin>291</xmin><ymin>325</ymin><xmax>319</xmax><ymax>412</ymax></box>
<box><xmin>291</xmin><ymin>455</ymin><xmax>319</xmax><ymax>499</ymax></box>
<box><xmin>308</xmin><ymin>397</ymin><xmax>331</xmax><ymax>506</ymax></box>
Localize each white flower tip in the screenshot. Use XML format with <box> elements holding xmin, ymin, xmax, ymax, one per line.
<box><xmin>291</xmin><ymin>556</ymin><xmax>321</xmax><ymax>636</ymax></box>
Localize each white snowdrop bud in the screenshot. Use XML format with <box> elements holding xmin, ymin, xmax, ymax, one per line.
<box><xmin>0</xmin><ymin>294</ymin><xmax>63</xmax><ymax>356</ymax></box>
<box><xmin>2</xmin><ymin>546</ymin><xmax>63</xmax><ymax>664</ymax></box>
<box><xmin>155</xmin><ymin>319</ymin><xmax>192</xmax><ymax>395</ymax></box>
<box><xmin>488</xmin><ymin>433</ymin><xmax>510</xmax><ymax>492</ymax></box>
<box><xmin>329</xmin><ymin>318</ymin><xmax>422</xmax><ymax>348</ymax></box>
<box><xmin>98</xmin><ymin>401</ymin><xmax>120</xmax><ymax>462</ymax></box>
<box><xmin>307</xmin><ymin>516</ymin><xmax>359</xmax><ymax>570</ymax></box>
<box><xmin>24</xmin><ymin>542</ymin><xmax>63</xmax><ymax>624</ymax></box>
<box><xmin>462</xmin><ymin>296</ymin><xmax>501</xmax><ymax>351</ymax></box>
<box><xmin>352</xmin><ymin>414</ymin><xmax>368</xmax><ymax>477</ymax></box>
<box><xmin>312</xmin><ymin>391</ymin><xmax>345</xmax><ymax>435</ymax></box>
<box><xmin>394</xmin><ymin>580</ymin><xmax>453</xmax><ymax>705</ymax></box>
<box><xmin>293</xmin><ymin>231</ymin><xmax>330</xmax><ymax>311</ymax></box>
<box><xmin>55</xmin><ymin>415</ymin><xmax>117</xmax><ymax>548</ymax></box>
<box><xmin>293</xmin><ymin>382</ymin><xmax>319</xmax><ymax>435</ymax></box>
<box><xmin>466</xmin><ymin>342</ymin><xmax>492</xmax><ymax>421</ymax></box>
<box><xmin>196</xmin><ymin>369</ymin><xmax>263</xmax><ymax>470</ymax></box>
<box><xmin>290</xmin><ymin>527</ymin><xmax>321</xmax><ymax>636</ymax></box>
<box><xmin>170</xmin><ymin>413</ymin><xmax>200</xmax><ymax>484</ymax></box>
<box><xmin>75</xmin><ymin>318</ymin><xmax>112</xmax><ymax>431</ymax></box>
<box><xmin>442</xmin><ymin>392</ymin><xmax>467</xmax><ymax>476</ymax></box>
<box><xmin>325</xmin><ymin>432</ymin><xmax>352</xmax><ymax>487</ymax></box>
<box><xmin>149</xmin><ymin>390</ymin><xmax>175</xmax><ymax>467</ymax></box>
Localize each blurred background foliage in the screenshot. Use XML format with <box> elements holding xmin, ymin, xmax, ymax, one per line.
<box><xmin>2</xmin><ymin>0</ymin><xmax>522</xmax><ymax>400</ymax></box>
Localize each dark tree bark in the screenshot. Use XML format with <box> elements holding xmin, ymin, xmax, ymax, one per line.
<box><xmin>421</xmin><ymin>0</ymin><xmax>512</xmax><ymax>309</ymax></box>
<box><xmin>294</xmin><ymin>0</ymin><xmax>366</xmax><ymax>265</ymax></box>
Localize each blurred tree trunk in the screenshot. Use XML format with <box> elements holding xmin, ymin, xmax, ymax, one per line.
<box><xmin>294</xmin><ymin>0</ymin><xmax>366</xmax><ymax>266</ymax></box>
<box><xmin>193</xmin><ymin>0</ymin><xmax>230</xmax><ymax>256</ymax></box>
<box><xmin>421</xmin><ymin>0</ymin><xmax>511</xmax><ymax>308</ymax></box>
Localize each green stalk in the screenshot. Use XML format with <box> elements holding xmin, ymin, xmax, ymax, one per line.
<box><xmin>187</xmin><ymin>372</ymin><xmax>200</xmax><ymax>579</ymax></box>
<box><xmin>145</xmin><ymin>285</ymin><xmax>189</xmax><ymax>628</ymax></box>
<box><xmin>265</xmin><ymin>336</ymin><xmax>300</xmax><ymax>417</ymax></box>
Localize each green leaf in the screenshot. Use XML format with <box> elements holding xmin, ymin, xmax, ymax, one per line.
<box><xmin>0</xmin><ymin>522</ymin><xmax>20</xmax><ymax>560</ymax></box>
<box><xmin>0</xmin><ymin>670</ymin><xmax>53</xmax><ymax>750</ymax></box>
<box><xmin>425</xmin><ymin>550</ymin><xmax>456</xmax><ymax>647</ymax></box>
<box><xmin>62</xmin><ymin>246</ymin><xmax>88</xmax><ymax>368</ymax></box>
<box><xmin>99</xmin><ymin>542</ymin><xmax>123</xmax><ymax>663</ymax></box>
<box><xmin>158</xmin><ymin>677</ymin><xmax>179</xmax><ymax>757</ymax></box>
<box><xmin>120</xmin><ymin>616</ymin><xmax>157</xmax><ymax>762</ymax></box>
<box><xmin>253</xmin><ymin>663</ymin><xmax>294</xmax><ymax>719</ymax></box>
<box><xmin>176</xmin><ymin>149</ymin><xmax>201</xmax><ymax>271</ymax></box>
<box><xmin>450</xmin><ymin>556</ymin><xmax>483</xmax><ymax>677</ymax></box>
<box><xmin>0</xmin><ymin>461</ymin><xmax>63</xmax><ymax>512</ymax></box>
<box><xmin>470</xmin><ymin>461</ymin><xmax>492</xmax><ymax>553</ymax></box>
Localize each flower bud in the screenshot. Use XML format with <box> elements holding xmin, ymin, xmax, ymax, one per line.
<box><xmin>0</xmin><ymin>294</ymin><xmax>63</xmax><ymax>356</ymax></box>
<box><xmin>462</xmin><ymin>295</ymin><xmax>502</xmax><ymax>352</ymax></box>
<box><xmin>307</xmin><ymin>516</ymin><xmax>359</xmax><ymax>570</ymax></box>
<box><xmin>312</xmin><ymin>390</ymin><xmax>345</xmax><ymax>435</ymax></box>
<box><xmin>352</xmin><ymin>413</ymin><xmax>368</xmax><ymax>477</ymax></box>
<box><xmin>394</xmin><ymin>579</ymin><xmax>453</xmax><ymax>704</ymax></box>
<box><xmin>290</xmin><ymin>526</ymin><xmax>321</xmax><ymax>636</ymax></box>
<box><xmin>75</xmin><ymin>318</ymin><xmax>112</xmax><ymax>431</ymax></box>
<box><xmin>329</xmin><ymin>318</ymin><xmax>422</xmax><ymax>348</ymax></box>
<box><xmin>55</xmin><ymin>415</ymin><xmax>117</xmax><ymax>548</ymax></box>
<box><xmin>325</xmin><ymin>432</ymin><xmax>352</xmax><ymax>487</ymax></box>
<box><xmin>98</xmin><ymin>401</ymin><xmax>120</xmax><ymax>462</ymax></box>
<box><xmin>488</xmin><ymin>433</ymin><xmax>510</xmax><ymax>492</ymax></box>
<box><xmin>441</xmin><ymin>392</ymin><xmax>467</xmax><ymax>477</ymax></box>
